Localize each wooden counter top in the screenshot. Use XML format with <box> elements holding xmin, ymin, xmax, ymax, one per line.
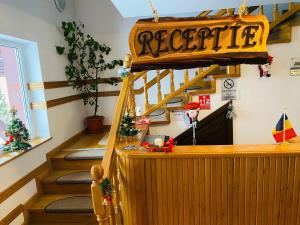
<box><xmin>116</xmin><ymin>142</ymin><xmax>300</xmax><ymax>158</ymax></box>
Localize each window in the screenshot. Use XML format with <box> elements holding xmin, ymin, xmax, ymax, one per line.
<box><xmin>0</xmin><ymin>35</ymin><xmax>50</xmax><ymax>154</ymax></box>
<box><xmin>0</xmin><ymin>45</ymin><xmax>30</xmax><ymax>148</ymax></box>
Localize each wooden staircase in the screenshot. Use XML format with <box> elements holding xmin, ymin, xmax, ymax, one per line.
<box><xmin>26</xmin><ymin>134</ymin><xmax>107</xmax><ymax>225</ymax></box>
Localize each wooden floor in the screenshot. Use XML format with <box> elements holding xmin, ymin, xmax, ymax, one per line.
<box><xmin>28</xmin><ymin>131</ymin><xmax>108</xmax><ymax>225</ymax></box>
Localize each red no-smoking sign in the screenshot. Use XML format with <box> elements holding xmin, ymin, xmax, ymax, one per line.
<box><xmin>199</xmin><ymin>95</ymin><xmax>211</xmax><ymax>110</ymax></box>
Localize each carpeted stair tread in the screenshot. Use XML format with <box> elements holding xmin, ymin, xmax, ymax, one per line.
<box><xmin>149</xmin><ymin>109</ymin><xmax>166</xmax><ymax>117</ymax></box>
<box><xmin>166</xmin><ymin>97</ymin><xmax>183</xmax><ymax>105</ymax></box>
<box><xmin>56</xmin><ymin>171</ymin><xmax>92</xmax><ymax>184</ymax></box>
<box><xmin>44</xmin><ymin>196</ymin><xmax>93</xmax><ymax>213</ymax></box>
<box><xmin>64</xmin><ymin>149</ymin><xmax>105</xmax><ymax>160</ymax></box>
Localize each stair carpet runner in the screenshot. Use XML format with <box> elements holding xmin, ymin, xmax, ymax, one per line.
<box><xmin>28</xmin><ymin>146</ymin><xmax>105</xmax><ymax>225</ymax></box>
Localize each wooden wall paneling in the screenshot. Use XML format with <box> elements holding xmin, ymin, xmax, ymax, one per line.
<box><xmin>145</xmin><ymin>159</ymin><xmax>153</xmax><ymax>225</ymax></box>
<box><xmin>285</xmin><ymin>157</ymin><xmax>296</xmax><ymax>225</ymax></box>
<box><xmin>156</xmin><ymin>159</ymin><xmax>163</xmax><ymax>225</ymax></box>
<box><xmin>227</xmin><ymin>158</ymin><xmax>234</xmax><ymax>225</ymax></box>
<box><xmin>291</xmin><ymin>157</ymin><xmax>300</xmax><ymax>225</ymax></box>
<box><xmin>279</xmin><ymin>157</ymin><xmax>289</xmax><ymax>225</ymax></box>
<box><xmin>205</xmin><ymin>158</ymin><xmax>211</xmax><ymax>225</ymax></box>
<box><xmin>151</xmin><ymin>159</ymin><xmax>158</xmax><ymax>225</ymax></box>
<box><xmin>161</xmin><ymin>159</ymin><xmax>168</xmax><ymax>225</ymax></box>
<box><xmin>261</xmin><ymin>157</ymin><xmax>270</xmax><ymax>225</ymax></box>
<box><xmin>221</xmin><ymin>158</ymin><xmax>228</xmax><ymax>225</ymax></box>
<box><xmin>118</xmin><ymin>152</ymin><xmax>300</xmax><ymax>225</ymax></box>
<box><xmin>166</xmin><ymin>159</ymin><xmax>173</xmax><ymax>225</ymax></box>
<box><xmin>199</xmin><ymin>158</ymin><xmax>205</xmax><ymax>225</ymax></box>
<box><xmin>267</xmin><ymin>157</ymin><xmax>276</xmax><ymax>225</ymax></box>
<box><xmin>177</xmin><ymin>159</ymin><xmax>184</xmax><ymax>225</ymax></box>
<box><xmin>233</xmin><ymin>157</ymin><xmax>240</xmax><ymax>225</ymax></box>
<box><xmin>273</xmin><ymin>157</ymin><xmax>282</xmax><ymax>224</ymax></box>
<box><xmin>210</xmin><ymin>158</ymin><xmax>217</xmax><ymax>225</ymax></box>
<box><xmin>172</xmin><ymin>159</ymin><xmax>179</xmax><ymax>225</ymax></box>
<box><xmin>193</xmin><ymin>158</ymin><xmax>200</xmax><ymax>225</ymax></box>
<box><xmin>238</xmin><ymin>157</ymin><xmax>246</xmax><ymax>225</ymax></box>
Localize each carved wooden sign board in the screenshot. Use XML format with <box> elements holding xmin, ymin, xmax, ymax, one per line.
<box><xmin>129</xmin><ymin>15</ymin><xmax>269</xmax><ymax>72</ymax></box>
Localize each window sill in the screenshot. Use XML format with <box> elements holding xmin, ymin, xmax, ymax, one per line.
<box><xmin>0</xmin><ymin>137</ymin><xmax>52</xmax><ymax>167</ymax></box>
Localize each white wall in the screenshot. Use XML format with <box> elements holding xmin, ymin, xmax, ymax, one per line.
<box><xmin>0</xmin><ymin>0</ymin><xmax>88</xmax><ymax>223</ymax></box>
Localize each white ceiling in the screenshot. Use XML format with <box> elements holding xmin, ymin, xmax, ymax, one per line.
<box><xmin>110</xmin><ymin>0</ymin><xmax>299</xmax><ymax>18</ymax></box>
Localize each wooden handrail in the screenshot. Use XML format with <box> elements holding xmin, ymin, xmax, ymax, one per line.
<box><xmin>143</xmin><ymin>65</ymin><xmax>219</xmax><ymax>116</ymax></box>
<box><xmin>134</xmin><ymin>69</ymin><xmax>170</xmax><ymax>95</ymax></box>
<box><xmin>270</xmin><ymin>3</ymin><xmax>300</xmax><ymax>30</ymax></box>
<box><xmin>101</xmin><ymin>76</ymin><xmax>130</xmax><ymax>178</ymax></box>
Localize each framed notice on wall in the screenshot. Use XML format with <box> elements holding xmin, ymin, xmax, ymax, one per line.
<box><xmin>199</xmin><ymin>95</ymin><xmax>211</xmax><ymax>110</ymax></box>
<box><xmin>291</xmin><ymin>57</ymin><xmax>300</xmax><ymax>76</ymax></box>
<box><xmin>221</xmin><ymin>78</ymin><xmax>237</xmax><ymax>101</ymax></box>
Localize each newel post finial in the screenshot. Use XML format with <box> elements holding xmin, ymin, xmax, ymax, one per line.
<box><xmin>124</xmin><ymin>54</ymin><xmax>132</xmax><ymax>69</ymax></box>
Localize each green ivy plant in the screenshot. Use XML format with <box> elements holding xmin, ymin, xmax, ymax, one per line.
<box><xmin>56</xmin><ymin>21</ymin><xmax>123</xmax><ymax>117</ymax></box>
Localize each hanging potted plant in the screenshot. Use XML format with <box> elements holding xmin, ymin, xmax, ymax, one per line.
<box><xmin>56</xmin><ymin>21</ymin><xmax>123</xmax><ymax>133</ymax></box>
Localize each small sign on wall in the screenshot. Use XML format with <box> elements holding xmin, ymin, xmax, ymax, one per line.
<box><xmin>221</xmin><ymin>78</ymin><xmax>237</xmax><ymax>101</ymax></box>
<box><xmin>291</xmin><ymin>57</ymin><xmax>300</xmax><ymax>76</ymax></box>
<box><xmin>199</xmin><ymin>95</ymin><xmax>211</xmax><ymax>110</ymax></box>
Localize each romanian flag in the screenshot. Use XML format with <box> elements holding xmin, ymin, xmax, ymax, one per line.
<box><xmin>272</xmin><ymin>114</ymin><xmax>297</xmax><ymax>143</ymax></box>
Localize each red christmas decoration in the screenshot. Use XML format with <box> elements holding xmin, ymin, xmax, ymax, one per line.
<box><xmin>258</xmin><ymin>55</ymin><xmax>273</xmax><ymax>78</ymax></box>
<box><xmin>141</xmin><ymin>137</ymin><xmax>174</xmax><ymax>153</ymax></box>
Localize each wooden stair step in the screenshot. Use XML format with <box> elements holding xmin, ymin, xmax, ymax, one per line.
<box><xmin>29</xmin><ymin>194</ymin><xmax>96</xmax><ymax>223</ymax></box>
<box><xmin>42</xmin><ymin>170</ymin><xmax>92</xmax><ymax>194</ymax></box>
<box><xmin>51</xmin><ymin>150</ymin><xmax>104</xmax><ymax>170</ymax></box>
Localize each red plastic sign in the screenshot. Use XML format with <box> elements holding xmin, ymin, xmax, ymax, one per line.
<box><xmin>199</xmin><ymin>95</ymin><xmax>211</xmax><ymax>110</ymax></box>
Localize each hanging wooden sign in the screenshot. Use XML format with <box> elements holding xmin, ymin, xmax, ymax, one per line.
<box><xmin>129</xmin><ymin>15</ymin><xmax>269</xmax><ymax>72</ymax></box>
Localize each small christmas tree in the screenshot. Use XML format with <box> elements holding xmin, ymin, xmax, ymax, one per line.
<box><xmin>3</xmin><ymin>107</ymin><xmax>31</xmax><ymax>152</ymax></box>
<box><xmin>119</xmin><ymin>111</ymin><xmax>139</xmax><ymax>141</ymax></box>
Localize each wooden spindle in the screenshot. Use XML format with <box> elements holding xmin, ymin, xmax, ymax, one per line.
<box><xmin>112</xmin><ymin>158</ymin><xmax>122</xmax><ymax>225</ymax></box>
<box><xmin>273</xmin><ymin>4</ymin><xmax>280</xmax><ymax>21</ymax></box>
<box><xmin>91</xmin><ymin>165</ymin><xmax>110</xmax><ymax>225</ymax></box>
<box><xmin>227</xmin><ymin>8</ymin><xmax>235</xmax><ymax>16</ymax></box>
<box><xmin>129</xmin><ymin>76</ymin><xmax>136</xmax><ymax>117</ymax></box>
<box><xmin>156</xmin><ymin>70</ymin><xmax>162</xmax><ymax>102</ymax></box>
<box><xmin>259</xmin><ymin>5</ymin><xmax>264</xmax><ymax>15</ymax></box>
<box><xmin>245</xmin><ymin>6</ymin><xmax>249</xmax><ymax>15</ymax></box>
<box><xmin>143</xmin><ymin>73</ymin><xmax>150</xmax><ymax>110</ymax></box>
<box><xmin>288</xmin><ymin>2</ymin><xmax>295</xmax><ymax>10</ymax></box>
<box><xmin>184</xmin><ymin>69</ymin><xmax>189</xmax><ymax>84</ymax></box>
<box><xmin>170</xmin><ymin>69</ymin><xmax>175</xmax><ymax>94</ymax></box>
<box><xmin>197</xmin><ymin>68</ymin><xmax>203</xmax><ymax>76</ymax></box>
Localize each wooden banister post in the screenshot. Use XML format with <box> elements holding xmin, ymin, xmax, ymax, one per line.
<box><xmin>289</xmin><ymin>2</ymin><xmax>295</xmax><ymax>10</ymax></box>
<box><xmin>112</xmin><ymin>157</ymin><xmax>123</xmax><ymax>225</ymax></box>
<box><xmin>184</xmin><ymin>69</ymin><xmax>189</xmax><ymax>84</ymax></box>
<box><xmin>143</xmin><ymin>72</ymin><xmax>150</xmax><ymax>110</ymax></box>
<box><xmin>170</xmin><ymin>69</ymin><xmax>175</xmax><ymax>94</ymax></box>
<box><xmin>273</xmin><ymin>4</ymin><xmax>280</xmax><ymax>21</ymax></box>
<box><xmin>259</xmin><ymin>5</ymin><xmax>264</xmax><ymax>15</ymax></box>
<box><xmin>156</xmin><ymin>70</ymin><xmax>162</xmax><ymax>102</ymax></box>
<box><xmin>91</xmin><ymin>165</ymin><xmax>110</xmax><ymax>225</ymax></box>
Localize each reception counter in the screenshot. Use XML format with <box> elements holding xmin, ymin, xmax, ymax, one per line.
<box><xmin>116</xmin><ymin>143</ymin><xmax>300</xmax><ymax>225</ymax></box>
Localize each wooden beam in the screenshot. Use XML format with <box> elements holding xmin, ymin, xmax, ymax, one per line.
<box><xmin>28</xmin><ymin>77</ymin><xmax>122</xmax><ymax>90</ymax></box>
<box><xmin>143</xmin><ymin>65</ymin><xmax>219</xmax><ymax>116</ymax></box>
<box><xmin>0</xmin><ymin>163</ymin><xmax>48</xmax><ymax>204</ymax></box>
<box><xmin>0</xmin><ymin>204</ymin><xmax>24</xmax><ymax>225</ymax></box>
<box><xmin>31</xmin><ymin>91</ymin><xmax>120</xmax><ymax>109</ymax></box>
